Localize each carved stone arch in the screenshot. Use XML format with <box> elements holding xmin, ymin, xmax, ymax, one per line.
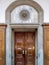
<box><xmin>5</xmin><ymin>0</ymin><xmax>44</xmax><ymax>24</ymax></box>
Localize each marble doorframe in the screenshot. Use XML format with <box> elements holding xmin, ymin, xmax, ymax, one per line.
<box><xmin>6</xmin><ymin>24</ymin><xmax>43</xmax><ymax>65</ymax></box>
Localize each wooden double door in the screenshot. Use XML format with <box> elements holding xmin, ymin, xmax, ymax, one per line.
<box><xmin>14</xmin><ymin>32</ymin><xmax>35</xmax><ymax>65</ymax></box>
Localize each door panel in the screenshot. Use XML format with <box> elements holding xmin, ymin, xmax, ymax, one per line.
<box><xmin>44</xmin><ymin>29</ymin><xmax>49</xmax><ymax>65</ymax></box>
<box><xmin>25</xmin><ymin>32</ymin><xmax>35</xmax><ymax>65</ymax></box>
<box><xmin>15</xmin><ymin>32</ymin><xmax>24</xmax><ymax>65</ymax></box>
<box><xmin>0</xmin><ymin>30</ymin><xmax>5</xmax><ymax>65</ymax></box>
<box><xmin>15</xmin><ymin>32</ymin><xmax>35</xmax><ymax>65</ymax></box>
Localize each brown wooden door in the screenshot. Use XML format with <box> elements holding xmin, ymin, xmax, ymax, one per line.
<box><xmin>44</xmin><ymin>28</ymin><xmax>49</xmax><ymax>65</ymax></box>
<box><xmin>0</xmin><ymin>26</ymin><xmax>6</xmax><ymax>65</ymax></box>
<box><xmin>14</xmin><ymin>32</ymin><xmax>35</xmax><ymax>65</ymax></box>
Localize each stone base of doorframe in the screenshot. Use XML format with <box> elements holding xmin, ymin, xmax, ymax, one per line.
<box><xmin>6</xmin><ymin>24</ymin><xmax>43</xmax><ymax>65</ymax></box>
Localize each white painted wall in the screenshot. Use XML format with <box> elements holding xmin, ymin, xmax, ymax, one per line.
<box><xmin>0</xmin><ymin>0</ymin><xmax>49</xmax><ymax>23</ymax></box>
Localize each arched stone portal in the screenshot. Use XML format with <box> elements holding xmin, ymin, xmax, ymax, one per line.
<box><xmin>5</xmin><ymin>0</ymin><xmax>44</xmax><ymax>65</ymax></box>
<box><xmin>6</xmin><ymin>0</ymin><xmax>43</xmax><ymax>24</ymax></box>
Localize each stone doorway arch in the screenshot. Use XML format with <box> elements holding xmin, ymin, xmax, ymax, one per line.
<box><xmin>5</xmin><ymin>0</ymin><xmax>44</xmax><ymax>65</ymax></box>
<box><xmin>6</xmin><ymin>0</ymin><xmax>43</xmax><ymax>24</ymax></box>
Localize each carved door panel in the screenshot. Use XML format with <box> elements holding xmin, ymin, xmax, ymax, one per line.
<box><xmin>44</xmin><ymin>28</ymin><xmax>49</xmax><ymax>65</ymax></box>
<box><xmin>25</xmin><ymin>32</ymin><xmax>35</xmax><ymax>65</ymax></box>
<box><xmin>15</xmin><ymin>32</ymin><xmax>24</xmax><ymax>65</ymax></box>
<box><xmin>15</xmin><ymin>32</ymin><xmax>35</xmax><ymax>65</ymax></box>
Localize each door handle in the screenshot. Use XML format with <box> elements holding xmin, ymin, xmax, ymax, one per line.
<box><xmin>25</xmin><ymin>50</ymin><xmax>27</xmax><ymax>54</ymax></box>
<box><xmin>22</xmin><ymin>50</ymin><xmax>24</xmax><ymax>54</ymax></box>
<box><xmin>22</xmin><ymin>50</ymin><xmax>27</xmax><ymax>55</ymax></box>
